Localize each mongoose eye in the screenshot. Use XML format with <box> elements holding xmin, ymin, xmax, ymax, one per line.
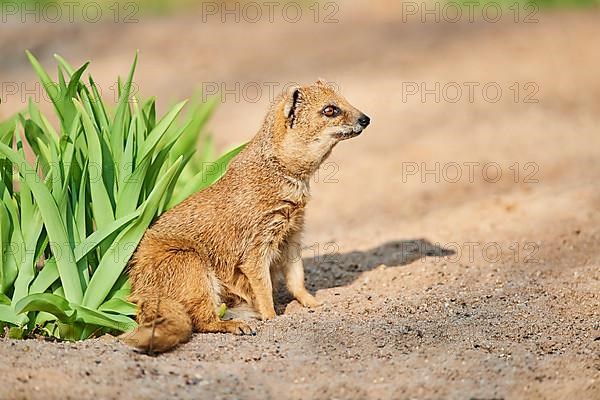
<box><xmin>322</xmin><ymin>105</ymin><xmax>340</xmax><ymax>118</ymax></box>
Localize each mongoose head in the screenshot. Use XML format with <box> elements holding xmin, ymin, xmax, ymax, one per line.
<box><xmin>270</xmin><ymin>79</ymin><xmax>370</xmax><ymax>177</ymax></box>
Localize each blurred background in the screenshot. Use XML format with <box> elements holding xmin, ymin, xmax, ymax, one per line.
<box><xmin>2</xmin><ymin>1</ymin><xmax>600</xmax><ymax>398</ymax></box>
<box><xmin>1</xmin><ymin>0</ymin><xmax>599</xmax><ymax>249</ymax></box>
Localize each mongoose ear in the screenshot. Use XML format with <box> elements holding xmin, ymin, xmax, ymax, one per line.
<box><xmin>283</xmin><ymin>86</ymin><xmax>301</xmax><ymax>128</ymax></box>
<box><xmin>315</xmin><ymin>78</ymin><xmax>336</xmax><ymax>91</ymax></box>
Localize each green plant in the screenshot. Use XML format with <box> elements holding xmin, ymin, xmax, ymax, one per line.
<box><xmin>0</xmin><ymin>52</ymin><xmax>244</xmax><ymax>340</ymax></box>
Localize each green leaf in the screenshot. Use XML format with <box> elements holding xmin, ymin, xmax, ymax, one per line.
<box><xmin>63</xmin><ymin>61</ymin><xmax>90</xmax><ymax>128</ymax></box>
<box><xmin>71</xmin><ymin>303</ymin><xmax>137</xmax><ymax>334</ymax></box>
<box><xmin>0</xmin><ymin>143</ymin><xmax>83</xmax><ymax>303</ymax></box>
<box><xmin>28</xmin><ymin>258</ymin><xmax>59</xmax><ymax>295</ymax></box>
<box><xmin>0</xmin><ymin>116</ymin><xmax>17</xmax><ymax>144</ymax></box>
<box><xmin>73</xmin><ymin>162</ymin><xmax>88</xmax><ymax>243</ymax></box>
<box><xmin>172</xmin><ymin>96</ymin><xmax>217</xmax><ymax>162</ymax></box>
<box><xmin>82</xmin><ymin>157</ymin><xmax>183</xmax><ymax>309</ymax></box>
<box><xmin>7</xmin><ymin>327</ymin><xmax>25</xmax><ymax>339</ymax></box>
<box><xmin>218</xmin><ymin>303</ymin><xmax>227</xmax><ymax>318</ymax></box>
<box><xmin>12</xmin><ymin>185</ymin><xmax>43</xmax><ymax>305</ymax></box>
<box><xmin>110</xmin><ymin>52</ymin><xmax>138</xmax><ymax>167</ymax></box>
<box><xmin>74</xmin><ymin>101</ymin><xmax>115</xmax><ymax>230</ymax></box>
<box><xmin>169</xmin><ymin>142</ymin><xmax>246</xmax><ymax>208</ymax></box>
<box><xmin>140</xmin><ymin>100</ymin><xmax>187</xmax><ymax>161</ymax></box>
<box><xmin>88</xmin><ymin>76</ymin><xmax>110</xmax><ymax>133</ymax></box>
<box><xmin>114</xmin><ymin>142</ymin><xmax>150</xmax><ymax>218</ymax></box>
<box><xmin>99</xmin><ymin>298</ymin><xmax>137</xmax><ymax>316</ymax></box>
<box><xmin>29</xmin><ymin>211</ymin><xmax>141</xmax><ymax>294</ymax></box>
<box><xmin>0</xmin><ymin>53</ymin><xmax>226</xmax><ymax>340</ymax></box>
<box><xmin>14</xmin><ymin>293</ymin><xmax>75</xmax><ymax>323</ymax></box>
<box><xmin>26</xmin><ymin>51</ymin><xmax>61</xmax><ymax>118</ymax></box>
<box><xmin>0</xmin><ymin>293</ymin><xmax>10</xmax><ymax>305</ymax></box>
<box><xmin>0</xmin><ymin>202</ymin><xmax>12</xmax><ymax>294</ymax></box>
<box><xmin>1</xmin><ymin>193</ymin><xmax>22</xmax><ymax>294</ymax></box>
<box><xmin>74</xmin><ymin>210</ymin><xmax>141</xmax><ymax>262</ymax></box>
<box><xmin>53</xmin><ymin>54</ymin><xmax>76</xmax><ymax>75</ymax></box>
<box><xmin>142</xmin><ymin>98</ymin><xmax>157</xmax><ymax>135</ymax></box>
<box><xmin>0</xmin><ymin>305</ymin><xmax>21</xmax><ymax>325</ymax></box>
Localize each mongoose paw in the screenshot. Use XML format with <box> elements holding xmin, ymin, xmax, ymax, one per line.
<box><xmin>260</xmin><ymin>309</ymin><xmax>276</xmax><ymax>321</ymax></box>
<box><xmin>299</xmin><ymin>294</ymin><xmax>323</xmax><ymax>309</ymax></box>
<box><xmin>226</xmin><ymin>320</ymin><xmax>256</xmax><ymax>336</ymax></box>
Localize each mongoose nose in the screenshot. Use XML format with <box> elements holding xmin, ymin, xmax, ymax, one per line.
<box><xmin>358</xmin><ymin>114</ymin><xmax>371</xmax><ymax>128</ymax></box>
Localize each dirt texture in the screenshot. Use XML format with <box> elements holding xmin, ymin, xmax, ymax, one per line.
<box><xmin>0</xmin><ymin>3</ymin><xmax>599</xmax><ymax>399</ymax></box>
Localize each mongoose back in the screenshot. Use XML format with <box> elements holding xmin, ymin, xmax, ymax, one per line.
<box><xmin>121</xmin><ymin>79</ymin><xmax>371</xmax><ymax>353</ymax></box>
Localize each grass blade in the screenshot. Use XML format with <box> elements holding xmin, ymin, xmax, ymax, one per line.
<box><xmin>169</xmin><ymin>142</ymin><xmax>246</xmax><ymax>208</ymax></box>
<box><xmin>82</xmin><ymin>157</ymin><xmax>183</xmax><ymax>308</ymax></box>
<box><xmin>0</xmin><ymin>143</ymin><xmax>83</xmax><ymax>303</ymax></box>
<box><xmin>14</xmin><ymin>293</ymin><xmax>75</xmax><ymax>323</ymax></box>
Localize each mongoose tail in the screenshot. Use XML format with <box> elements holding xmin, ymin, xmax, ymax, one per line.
<box><xmin>120</xmin><ymin>297</ymin><xmax>192</xmax><ymax>354</ymax></box>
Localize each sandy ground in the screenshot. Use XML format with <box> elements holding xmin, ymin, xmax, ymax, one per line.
<box><xmin>1</xmin><ymin>3</ymin><xmax>599</xmax><ymax>399</ymax></box>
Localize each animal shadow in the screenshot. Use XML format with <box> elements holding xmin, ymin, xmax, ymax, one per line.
<box><xmin>274</xmin><ymin>239</ymin><xmax>454</xmax><ymax>306</ymax></box>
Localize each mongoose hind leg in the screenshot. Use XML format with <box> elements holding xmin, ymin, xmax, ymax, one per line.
<box><xmin>184</xmin><ymin>268</ymin><xmax>255</xmax><ymax>335</ymax></box>
<box><xmin>188</xmin><ymin>296</ymin><xmax>255</xmax><ymax>335</ymax></box>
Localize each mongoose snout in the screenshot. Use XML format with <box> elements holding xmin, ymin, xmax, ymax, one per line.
<box><xmin>342</xmin><ymin>112</ymin><xmax>370</xmax><ymax>139</ymax></box>
<box><xmin>122</xmin><ymin>79</ymin><xmax>370</xmax><ymax>353</ymax></box>
<box><xmin>358</xmin><ymin>114</ymin><xmax>371</xmax><ymax>128</ymax></box>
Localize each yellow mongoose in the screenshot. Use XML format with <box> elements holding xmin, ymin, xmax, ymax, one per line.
<box><xmin>122</xmin><ymin>80</ymin><xmax>370</xmax><ymax>353</ymax></box>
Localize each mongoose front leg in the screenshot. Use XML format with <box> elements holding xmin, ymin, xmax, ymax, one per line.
<box><xmin>241</xmin><ymin>254</ymin><xmax>276</xmax><ymax>320</ymax></box>
<box><xmin>284</xmin><ymin>233</ymin><xmax>322</xmax><ymax>308</ymax></box>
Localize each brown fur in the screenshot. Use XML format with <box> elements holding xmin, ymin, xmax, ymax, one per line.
<box><xmin>121</xmin><ymin>80</ymin><xmax>370</xmax><ymax>353</ymax></box>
